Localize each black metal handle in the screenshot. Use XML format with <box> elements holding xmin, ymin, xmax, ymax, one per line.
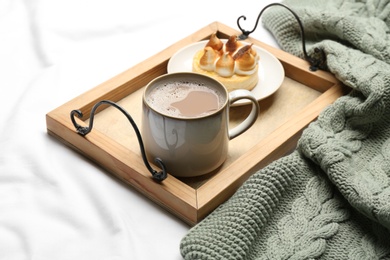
<box><xmin>70</xmin><ymin>100</ymin><xmax>168</xmax><ymax>182</ymax></box>
<box><xmin>237</xmin><ymin>3</ymin><xmax>326</xmax><ymax>71</ymax></box>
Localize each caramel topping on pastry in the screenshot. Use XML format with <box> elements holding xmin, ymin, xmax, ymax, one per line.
<box><xmin>199</xmin><ymin>46</ymin><xmax>219</xmax><ymax>71</ymax></box>
<box><xmin>205</xmin><ymin>33</ymin><xmax>223</xmax><ymax>51</ymax></box>
<box><xmin>233</xmin><ymin>44</ymin><xmax>252</xmax><ymax>60</ymax></box>
<box><xmin>215</xmin><ymin>52</ymin><xmax>235</xmax><ymax>77</ymax></box>
<box><xmin>234</xmin><ymin>47</ymin><xmax>257</xmax><ymax>74</ymax></box>
<box><xmin>225</xmin><ymin>35</ymin><xmax>243</xmax><ymax>53</ymax></box>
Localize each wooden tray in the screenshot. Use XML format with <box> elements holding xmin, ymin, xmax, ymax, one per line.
<box><xmin>46</xmin><ymin>22</ymin><xmax>349</xmax><ymax>226</ymax></box>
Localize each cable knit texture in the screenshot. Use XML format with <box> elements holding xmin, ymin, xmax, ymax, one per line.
<box><xmin>180</xmin><ymin>0</ymin><xmax>390</xmax><ymax>259</ymax></box>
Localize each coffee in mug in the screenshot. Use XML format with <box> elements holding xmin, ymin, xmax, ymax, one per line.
<box><xmin>142</xmin><ymin>72</ymin><xmax>259</xmax><ymax>177</ymax></box>
<box><xmin>146</xmin><ymin>81</ymin><xmax>225</xmax><ymax>118</ymax></box>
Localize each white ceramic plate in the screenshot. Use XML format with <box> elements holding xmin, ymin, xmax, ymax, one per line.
<box><xmin>167</xmin><ymin>40</ymin><xmax>285</xmax><ymax>106</ymax></box>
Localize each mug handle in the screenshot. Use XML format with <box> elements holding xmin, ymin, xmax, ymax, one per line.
<box><xmin>228</xmin><ymin>89</ymin><xmax>260</xmax><ymax>139</ymax></box>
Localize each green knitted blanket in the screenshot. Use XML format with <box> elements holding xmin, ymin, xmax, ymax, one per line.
<box><xmin>180</xmin><ymin>0</ymin><xmax>390</xmax><ymax>259</ymax></box>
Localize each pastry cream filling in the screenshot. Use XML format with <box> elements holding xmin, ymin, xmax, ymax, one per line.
<box><xmin>200</xmin><ymin>61</ymin><xmax>258</xmax><ymax>76</ymax></box>
<box><xmin>199</xmin><ymin>51</ymin><xmax>259</xmax><ymax>77</ymax></box>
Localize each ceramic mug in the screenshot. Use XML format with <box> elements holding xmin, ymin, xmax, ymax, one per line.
<box><xmin>142</xmin><ymin>72</ymin><xmax>260</xmax><ymax>177</ymax></box>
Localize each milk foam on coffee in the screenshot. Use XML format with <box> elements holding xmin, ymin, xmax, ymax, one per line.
<box><xmin>146</xmin><ymin>81</ymin><xmax>225</xmax><ymax>118</ymax></box>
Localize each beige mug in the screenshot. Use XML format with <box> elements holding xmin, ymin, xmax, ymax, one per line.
<box><xmin>142</xmin><ymin>72</ymin><xmax>260</xmax><ymax>177</ymax></box>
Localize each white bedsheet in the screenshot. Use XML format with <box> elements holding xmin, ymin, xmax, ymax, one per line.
<box><xmin>0</xmin><ymin>0</ymin><xmax>280</xmax><ymax>259</ymax></box>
